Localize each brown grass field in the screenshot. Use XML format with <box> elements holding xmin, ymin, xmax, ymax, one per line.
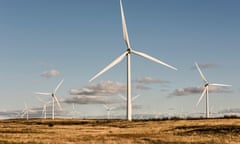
<box><xmin>0</xmin><ymin>118</ymin><xmax>240</xmax><ymax>144</ymax></box>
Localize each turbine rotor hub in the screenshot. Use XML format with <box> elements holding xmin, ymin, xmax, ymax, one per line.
<box><xmin>127</xmin><ymin>48</ymin><xmax>131</xmax><ymax>53</ymax></box>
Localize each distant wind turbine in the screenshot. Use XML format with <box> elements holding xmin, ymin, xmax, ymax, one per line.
<box><xmin>195</xmin><ymin>63</ymin><xmax>231</xmax><ymax>118</ymax></box>
<box><xmin>89</xmin><ymin>0</ymin><xmax>177</xmax><ymax>121</ymax></box>
<box><xmin>21</xmin><ymin>103</ymin><xmax>29</xmax><ymax>120</ymax></box>
<box><xmin>119</xmin><ymin>94</ymin><xmax>141</xmax><ymax>119</ymax></box>
<box><xmin>36</xmin><ymin>96</ymin><xmax>51</xmax><ymax>119</ymax></box>
<box><xmin>70</xmin><ymin>103</ymin><xmax>80</xmax><ymax>119</ymax></box>
<box><xmin>35</xmin><ymin>79</ymin><xmax>64</xmax><ymax>120</ymax></box>
<box><xmin>103</xmin><ymin>104</ymin><xmax>115</xmax><ymax>119</ymax></box>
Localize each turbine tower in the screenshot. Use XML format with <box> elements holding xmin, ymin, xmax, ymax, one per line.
<box><xmin>35</xmin><ymin>79</ymin><xmax>64</xmax><ymax>120</ymax></box>
<box><xmin>195</xmin><ymin>63</ymin><xmax>231</xmax><ymax>118</ymax></box>
<box><xmin>89</xmin><ymin>0</ymin><xmax>177</xmax><ymax>121</ymax></box>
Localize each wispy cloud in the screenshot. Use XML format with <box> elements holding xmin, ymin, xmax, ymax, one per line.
<box><xmin>170</xmin><ymin>87</ymin><xmax>203</xmax><ymax>96</ymax></box>
<box><xmin>40</xmin><ymin>69</ymin><xmax>60</xmax><ymax>78</ymax></box>
<box><xmin>134</xmin><ymin>77</ymin><xmax>169</xmax><ymax>84</ymax></box>
<box><xmin>69</xmin><ymin>81</ymin><xmax>126</xmax><ymax>96</ymax></box>
<box><xmin>113</xmin><ymin>104</ymin><xmax>143</xmax><ymax>111</ymax></box>
<box><xmin>135</xmin><ymin>85</ymin><xmax>151</xmax><ymax>90</ymax></box>
<box><xmin>218</xmin><ymin>108</ymin><xmax>240</xmax><ymax>114</ymax></box>
<box><xmin>0</xmin><ymin>105</ymin><xmax>66</xmax><ymax>119</ymax></box>
<box><xmin>191</xmin><ymin>63</ymin><xmax>219</xmax><ymax>70</ymax></box>
<box><xmin>63</xmin><ymin>95</ymin><xmax>120</xmax><ymax>105</ymax></box>
<box><xmin>66</xmin><ymin>80</ymin><xmax>155</xmax><ymax>105</ymax></box>
<box><xmin>170</xmin><ymin>86</ymin><xmax>232</xmax><ymax>97</ymax></box>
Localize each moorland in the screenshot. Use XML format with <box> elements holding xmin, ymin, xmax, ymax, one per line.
<box><xmin>0</xmin><ymin>118</ymin><xmax>240</xmax><ymax>144</ymax></box>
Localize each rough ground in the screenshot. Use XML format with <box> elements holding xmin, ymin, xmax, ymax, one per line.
<box><xmin>0</xmin><ymin>118</ymin><xmax>240</xmax><ymax>144</ymax></box>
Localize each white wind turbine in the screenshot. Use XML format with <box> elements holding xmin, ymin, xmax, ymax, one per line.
<box><xmin>119</xmin><ymin>94</ymin><xmax>141</xmax><ymax>119</ymax></box>
<box><xmin>195</xmin><ymin>63</ymin><xmax>231</xmax><ymax>118</ymax></box>
<box><xmin>103</xmin><ymin>104</ymin><xmax>115</xmax><ymax>119</ymax></box>
<box><xmin>89</xmin><ymin>0</ymin><xmax>177</xmax><ymax>121</ymax></box>
<box><xmin>35</xmin><ymin>79</ymin><xmax>64</xmax><ymax>120</ymax></box>
<box><xmin>21</xmin><ymin>103</ymin><xmax>29</xmax><ymax>120</ymax></box>
<box><xmin>42</xmin><ymin>104</ymin><xmax>47</xmax><ymax>119</ymax></box>
<box><xmin>71</xmin><ymin>103</ymin><xmax>80</xmax><ymax>119</ymax></box>
<box><xmin>36</xmin><ymin>96</ymin><xmax>51</xmax><ymax>119</ymax></box>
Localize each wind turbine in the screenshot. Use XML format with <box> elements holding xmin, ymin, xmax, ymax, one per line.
<box><xmin>103</xmin><ymin>104</ymin><xmax>115</xmax><ymax>119</ymax></box>
<box><xmin>21</xmin><ymin>103</ymin><xmax>29</xmax><ymax>120</ymax></box>
<box><xmin>89</xmin><ymin>0</ymin><xmax>177</xmax><ymax>121</ymax></box>
<box><xmin>35</xmin><ymin>79</ymin><xmax>64</xmax><ymax>120</ymax></box>
<box><xmin>36</xmin><ymin>96</ymin><xmax>51</xmax><ymax>119</ymax></box>
<box><xmin>195</xmin><ymin>63</ymin><xmax>231</xmax><ymax>118</ymax></box>
<box><xmin>70</xmin><ymin>103</ymin><xmax>80</xmax><ymax>119</ymax></box>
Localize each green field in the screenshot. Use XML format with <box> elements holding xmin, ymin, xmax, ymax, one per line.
<box><xmin>0</xmin><ymin>118</ymin><xmax>240</xmax><ymax>144</ymax></box>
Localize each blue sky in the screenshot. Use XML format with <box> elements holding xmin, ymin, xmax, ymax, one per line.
<box><xmin>0</xmin><ymin>0</ymin><xmax>240</xmax><ymax>118</ymax></box>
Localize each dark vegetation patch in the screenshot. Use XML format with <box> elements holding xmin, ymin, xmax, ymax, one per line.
<box><xmin>21</xmin><ymin>119</ymin><xmax>93</xmax><ymax>126</ymax></box>
<box><xmin>0</xmin><ymin>140</ymin><xmax>44</xmax><ymax>144</ymax></box>
<box><xmin>0</xmin><ymin>140</ymin><xmax>21</xmax><ymax>144</ymax></box>
<box><xmin>0</xmin><ymin>128</ymin><xmax>41</xmax><ymax>134</ymax></box>
<box><xmin>141</xmin><ymin>138</ymin><xmax>209</xmax><ymax>144</ymax></box>
<box><xmin>108</xmin><ymin>133</ymin><xmax>149</xmax><ymax>139</ymax></box>
<box><xmin>175</xmin><ymin>125</ymin><xmax>240</xmax><ymax>136</ymax></box>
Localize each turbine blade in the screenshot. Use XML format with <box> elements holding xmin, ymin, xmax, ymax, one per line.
<box><xmin>132</xmin><ymin>50</ymin><xmax>177</xmax><ymax>71</ymax></box>
<box><xmin>196</xmin><ymin>87</ymin><xmax>207</xmax><ymax>106</ymax></box>
<box><xmin>132</xmin><ymin>94</ymin><xmax>140</xmax><ymax>101</ymax></box>
<box><xmin>103</xmin><ymin>104</ymin><xmax>109</xmax><ymax>110</ymax></box>
<box><xmin>54</xmin><ymin>96</ymin><xmax>62</xmax><ymax>110</ymax></box>
<box><xmin>34</xmin><ymin>92</ymin><xmax>51</xmax><ymax>96</ymax></box>
<box><xmin>54</xmin><ymin>79</ymin><xmax>64</xmax><ymax>94</ymax></box>
<box><xmin>118</xmin><ymin>94</ymin><xmax>126</xmax><ymax>101</ymax></box>
<box><xmin>21</xmin><ymin>110</ymin><xmax>27</xmax><ymax>117</ymax></box>
<box><xmin>89</xmin><ymin>51</ymin><xmax>128</xmax><ymax>82</ymax></box>
<box><xmin>120</xmin><ymin>0</ymin><xmax>131</xmax><ymax>48</ymax></box>
<box><xmin>72</xmin><ymin>103</ymin><xmax>75</xmax><ymax>110</ymax></box>
<box><xmin>110</xmin><ymin>106</ymin><xmax>115</xmax><ymax>110</ymax></box>
<box><xmin>195</xmin><ymin>62</ymin><xmax>208</xmax><ymax>83</ymax></box>
<box><xmin>24</xmin><ymin>102</ymin><xmax>28</xmax><ymax>109</ymax></box>
<box><xmin>41</xmin><ymin>107</ymin><xmax>45</xmax><ymax>116</ymax></box>
<box><xmin>209</xmin><ymin>83</ymin><xmax>232</xmax><ymax>87</ymax></box>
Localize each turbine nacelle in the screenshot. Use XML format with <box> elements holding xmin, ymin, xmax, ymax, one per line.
<box><xmin>127</xmin><ymin>48</ymin><xmax>131</xmax><ymax>53</ymax></box>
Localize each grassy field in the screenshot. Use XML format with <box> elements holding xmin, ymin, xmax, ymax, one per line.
<box><xmin>0</xmin><ymin>118</ymin><xmax>240</xmax><ymax>144</ymax></box>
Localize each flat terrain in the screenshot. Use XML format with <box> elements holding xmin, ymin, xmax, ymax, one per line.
<box><xmin>0</xmin><ymin>118</ymin><xmax>240</xmax><ymax>144</ymax></box>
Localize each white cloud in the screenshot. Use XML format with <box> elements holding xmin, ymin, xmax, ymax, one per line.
<box><xmin>69</xmin><ymin>81</ymin><xmax>126</xmax><ymax>96</ymax></box>
<box><xmin>67</xmin><ymin>80</ymin><xmax>153</xmax><ymax>105</ymax></box>
<box><xmin>218</xmin><ymin>108</ymin><xmax>240</xmax><ymax>114</ymax></box>
<box><xmin>170</xmin><ymin>86</ymin><xmax>232</xmax><ymax>97</ymax></box>
<box><xmin>63</xmin><ymin>95</ymin><xmax>120</xmax><ymax>105</ymax></box>
<box><xmin>134</xmin><ymin>77</ymin><xmax>169</xmax><ymax>84</ymax></box>
<box><xmin>135</xmin><ymin>85</ymin><xmax>151</xmax><ymax>90</ymax></box>
<box><xmin>40</xmin><ymin>69</ymin><xmax>60</xmax><ymax>78</ymax></box>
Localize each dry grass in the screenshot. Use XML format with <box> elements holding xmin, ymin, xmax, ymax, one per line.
<box><xmin>0</xmin><ymin>118</ymin><xmax>240</xmax><ymax>144</ymax></box>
